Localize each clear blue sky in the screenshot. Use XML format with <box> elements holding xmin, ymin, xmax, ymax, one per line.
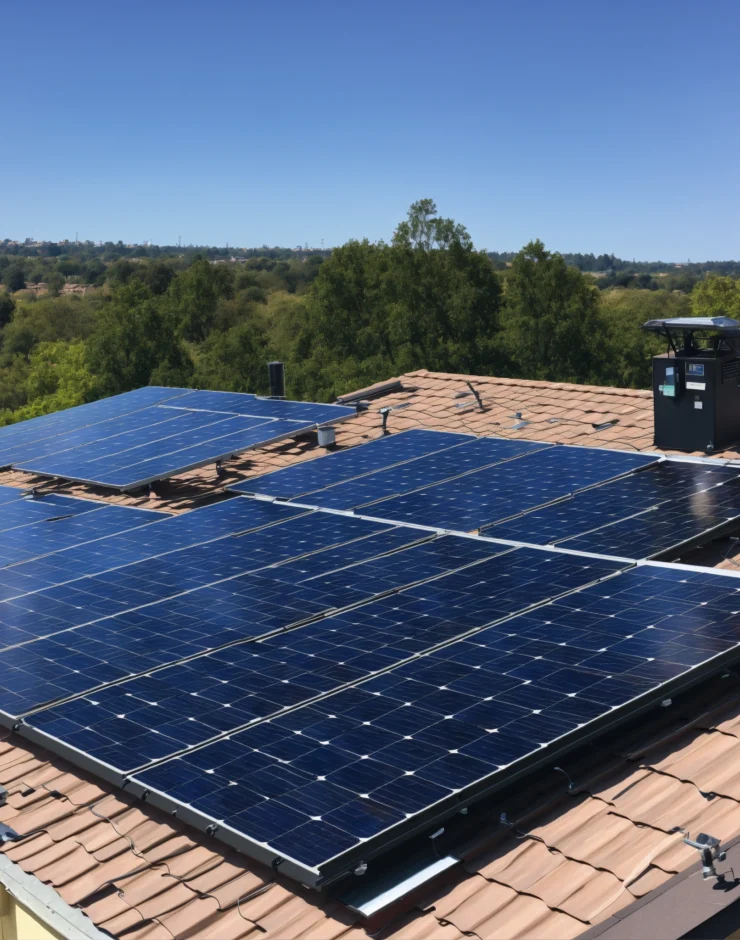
<box><xmin>3</xmin><ymin>0</ymin><xmax>738</xmax><ymax>259</ymax></box>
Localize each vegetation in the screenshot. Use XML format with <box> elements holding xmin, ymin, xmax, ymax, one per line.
<box><xmin>0</xmin><ymin>201</ymin><xmax>737</xmax><ymax>424</ymax></box>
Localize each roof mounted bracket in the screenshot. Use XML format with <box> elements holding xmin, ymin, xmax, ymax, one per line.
<box><xmin>682</xmin><ymin>832</ymin><xmax>730</xmax><ymax>882</ymax></box>
<box><xmin>466</xmin><ymin>381</ymin><xmax>484</xmax><ymax>412</ymax></box>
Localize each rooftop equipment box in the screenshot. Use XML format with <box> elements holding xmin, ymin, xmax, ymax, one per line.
<box><xmin>643</xmin><ymin>317</ymin><xmax>740</xmax><ymax>454</ymax></box>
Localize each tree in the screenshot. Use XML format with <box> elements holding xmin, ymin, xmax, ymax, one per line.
<box><xmin>297</xmin><ymin>200</ymin><xmax>504</xmax><ymax>398</ymax></box>
<box><xmin>3</xmin><ymin>265</ymin><xmax>26</xmax><ymax>293</ymax></box>
<box><xmin>502</xmin><ymin>240</ymin><xmax>605</xmax><ymax>383</ymax></box>
<box><xmin>166</xmin><ymin>258</ymin><xmax>233</xmax><ymax>342</ymax></box>
<box><xmin>691</xmin><ymin>276</ymin><xmax>740</xmax><ymax>318</ymax></box>
<box><xmin>0</xmin><ymin>292</ymin><xmax>14</xmax><ymax>328</ymax></box>
<box><xmin>86</xmin><ymin>281</ymin><xmax>193</xmax><ymax>394</ymax></box>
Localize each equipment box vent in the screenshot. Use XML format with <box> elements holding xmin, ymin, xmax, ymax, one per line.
<box><xmin>721</xmin><ymin>359</ymin><xmax>740</xmax><ymax>383</ymax></box>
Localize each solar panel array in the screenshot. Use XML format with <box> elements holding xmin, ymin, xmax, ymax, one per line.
<box><xmin>1</xmin><ymin>387</ymin><xmax>355</xmax><ymax>491</ymax></box>
<box><xmin>3</xmin><ymin>415</ymin><xmax>740</xmax><ymax>887</ymax></box>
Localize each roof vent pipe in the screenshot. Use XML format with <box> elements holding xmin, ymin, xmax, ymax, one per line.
<box><xmin>268</xmin><ymin>361</ymin><xmax>285</xmax><ymax>399</ymax></box>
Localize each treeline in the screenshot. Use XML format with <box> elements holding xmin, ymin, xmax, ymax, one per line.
<box><xmin>0</xmin><ymin>199</ymin><xmax>738</xmax><ymax>424</ymax></box>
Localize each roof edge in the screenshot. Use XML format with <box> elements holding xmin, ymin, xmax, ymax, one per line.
<box><xmin>0</xmin><ymin>853</ymin><xmax>112</xmax><ymax>940</ymax></box>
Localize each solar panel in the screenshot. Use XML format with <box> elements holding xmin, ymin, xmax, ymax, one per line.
<box><xmin>560</xmin><ymin>484</ymin><xmax>740</xmax><ymax>559</ymax></box>
<box><xmin>230</xmin><ymin>429</ymin><xmax>476</xmax><ymax>499</ymax></box>
<box><xmin>0</xmin><ymin>497</ymin><xmax>304</xmax><ymax>601</ymax></box>
<box><xmin>360</xmin><ymin>446</ymin><xmax>659</xmax><ymax>531</ymax></box>
<box><xmin>0</xmin><ymin>485</ymin><xmax>38</xmax><ymax>507</ymax></box>
<box><xmin>290</xmin><ymin>438</ymin><xmax>550</xmax><ymax>511</ymax></box>
<box><xmin>115</xmin><ymin>562</ymin><xmax>740</xmax><ymax>882</ymax></box>
<box><xmin>490</xmin><ymin>460</ymin><xmax>740</xmax><ymax>549</ymax></box>
<box><xmin>0</xmin><ymin>503</ymin><xmax>168</xmax><ymax>568</ymax></box>
<box><xmin>19</xmin><ymin>548</ymin><xmax>623</xmax><ymax>773</ymax></box>
<box><xmin>2</xmin><ymin>536</ymin><xmax>502</xmax><ymax>719</ymax></box>
<box><xmin>18</xmin><ymin>416</ymin><xmax>315</xmax><ymax>490</ymax></box>
<box><xmin>0</xmin><ymin>387</ymin><xmax>189</xmax><ymax>463</ymax></box>
<box><xmin>5</xmin><ymin>388</ymin><xmax>357</xmax><ymax>491</ymax></box>
<box><xmin>161</xmin><ymin>391</ymin><xmax>354</xmax><ymax>424</ymax></box>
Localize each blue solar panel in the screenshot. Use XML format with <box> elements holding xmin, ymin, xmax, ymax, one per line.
<box><xmin>163</xmin><ymin>391</ymin><xmax>354</xmax><ymax>424</ymax></box>
<box><xmin>6</xmin><ymin>387</ymin><xmax>356</xmax><ymax>491</ymax></box>
<box><xmin>0</xmin><ymin>497</ymin><xmax>303</xmax><ymax>602</ymax></box>
<box><xmin>0</xmin><ymin>486</ymin><xmax>35</xmax><ymax>507</ymax></box>
<box><xmin>0</xmin><ymin>503</ymin><xmax>167</xmax><ymax>568</ymax></box>
<box><xmin>0</xmin><ymin>387</ymin><xmax>189</xmax><ymax>464</ymax></box>
<box><xmin>364</xmin><ymin>446</ymin><xmax>659</xmax><ymax>531</ymax></box>
<box><xmin>124</xmin><ymin>562</ymin><xmax>740</xmax><ymax>876</ymax></box>
<box><xmin>18</xmin><ymin>417</ymin><xmax>314</xmax><ymax>490</ymax></box>
<box><xmin>296</xmin><ymin>439</ymin><xmax>550</xmax><ymax>511</ymax></box>
<box><xmin>4</xmin><ymin>535</ymin><xmax>499</xmax><ymax>719</ymax></box>
<box><xmin>560</xmin><ymin>484</ymin><xmax>740</xmax><ymax>559</ymax></box>
<box><xmin>21</xmin><ymin>547</ymin><xmax>623</xmax><ymax>771</ymax></box>
<box><xmin>491</xmin><ymin>460</ymin><xmax>740</xmax><ymax>547</ymax></box>
<box><xmin>230</xmin><ymin>430</ymin><xmax>477</xmax><ymax>499</ymax></box>
<box><xmin>0</xmin><ymin>405</ymin><xmax>217</xmax><ymax>467</ymax></box>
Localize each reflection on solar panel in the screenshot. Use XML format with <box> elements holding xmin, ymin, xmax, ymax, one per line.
<box><xmin>21</xmin><ymin>548</ymin><xmax>623</xmax><ymax>771</ymax></box>
<box><xmin>230</xmin><ymin>429</ymin><xmax>475</xmax><ymax>499</ymax></box>
<box><xmin>293</xmin><ymin>438</ymin><xmax>549</xmax><ymax>511</ymax></box>
<box><xmin>4</xmin><ymin>536</ymin><xmax>504</xmax><ymax>720</ymax></box>
<box><xmin>5</xmin><ymin>387</ymin><xmax>356</xmax><ymax>490</ymax></box>
<box><xmin>491</xmin><ymin>461</ymin><xmax>740</xmax><ymax>554</ymax></box>
<box><xmin>0</xmin><ymin>497</ymin><xmax>304</xmax><ymax>602</ymax></box>
<box><xmin>119</xmin><ymin>562</ymin><xmax>740</xmax><ymax>882</ymax></box>
<box><xmin>363</xmin><ymin>446</ymin><xmax>659</xmax><ymax>531</ymax></box>
<box><xmin>0</xmin><ymin>387</ymin><xmax>187</xmax><ymax>463</ymax></box>
<box><xmin>561</xmin><ymin>487</ymin><xmax>740</xmax><ymax>558</ymax></box>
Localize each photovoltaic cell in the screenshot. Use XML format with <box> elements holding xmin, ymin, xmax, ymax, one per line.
<box><xmin>8</xmin><ymin>388</ymin><xmax>356</xmax><ymax>491</ymax></box>
<box><xmin>560</xmin><ymin>484</ymin><xmax>740</xmax><ymax>559</ymax></box>
<box><xmin>364</xmin><ymin>446</ymin><xmax>659</xmax><ymax>531</ymax></box>
<box><xmin>0</xmin><ymin>497</ymin><xmax>304</xmax><ymax>602</ymax></box>
<box><xmin>297</xmin><ymin>438</ymin><xmax>549</xmax><ymax>511</ymax></box>
<box><xmin>0</xmin><ymin>387</ymin><xmax>189</xmax><ymax>465</ymax></box>
<box><xmin>4</xmin><ymin>535</ymin><xmax>502</xmax><ymax>720</ymax></box>
<box><xmin>491</xmin><ymin>460</ymin><xmax>740</xmax><ymax>548</ymax></box>
<box><xmin>128</xmin><ymin>562</ymin><xmax>740</xmax><ymax>875</ymax></box>
<box><xmin>22</xmin><ymin>547</ymin><xmax>623</xmax><ymax>770</ymax></box>
<box><xmin>162</xmin><ymin>390</ymin><xmax>353</xmax><ymax>424</ymax></box>
<box><xmin>229</xmin><ymin>429</ymin><xmax>476</xmax><ymax>500</ymax></box>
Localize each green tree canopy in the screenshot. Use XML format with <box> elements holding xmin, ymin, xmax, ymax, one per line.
<box><xmin>502</xmin><ymin>240</ymin><xmax>605</xmax><ymax>383</ymax></box>
<box><xmin>690</xmin><ymin>275</ymin><xmax>740</xmax><ymax>318</ymax></box>
<box><xmin>86</xmin><ymin>282</ymin><xmax>193</xmax><ymax>394</ymax></box>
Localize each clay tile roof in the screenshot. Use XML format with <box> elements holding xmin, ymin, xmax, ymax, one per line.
<box><xmin>1</xmin><ymin>370</ymin><xmax>740</xmax><ymax>938</ymax></box>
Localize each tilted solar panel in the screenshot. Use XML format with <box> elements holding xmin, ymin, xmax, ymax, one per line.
<box><xmin>1</xmin><ymin>535</ymin><xmax>502</xmax><ymax>719</ymax></box>
<box><xmin>490</xmin><ymin>460</ymin><xmax>740</xmax><ymax>549</ymax></box>
<box><xmin>230</xmin><ymin>429</ymin><xmax>476</xmax><ymax>499</ymax></box>
<box><xmin>362</xmin><ymin>445</ymin><xmax>659</xmax><ymax>531</ymax></box>
<box><xmin>294</xmin><ymin>438</ymin><xmax>550</xmax><ymax>511</ymax></box>
<box><xmin>117</xmin><ymin>562</ymin><xmax>740</xmax><ymax>883</ymax></box>
<box><xmin>0</xmin><ymin>387</ymin><xmax>189</xmax><ymax>464</ymax></box>
<box><xmin>19</xmin><ymin>548</ymin><xmax>623</xmax><ymax>772</ymax></box>
<box><xmin>7</xmin><ymin>387</ymin><xmax>357</xmax><ymax>491</ymax></box>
